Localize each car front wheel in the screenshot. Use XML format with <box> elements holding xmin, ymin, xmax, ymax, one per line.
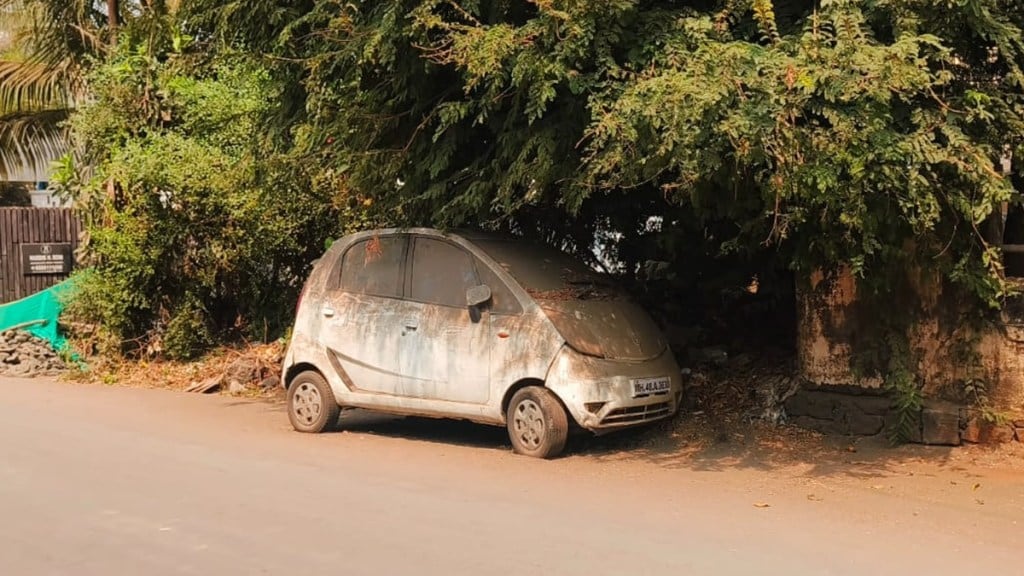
<box><xmin>506</xmin><ymin>387</ymin><xmax>569</xmax><ymax>458</ymax></box>
<box><xmin>288</xmin><ymin>370</ymin><xmax>340</xmax><ymax>433</ymax></box>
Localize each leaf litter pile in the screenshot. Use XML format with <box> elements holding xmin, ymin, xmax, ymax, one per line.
<box><xmin>68</xmin><ymin>341</ymin><xmax>286</xmax><ymax>398</ymax></box>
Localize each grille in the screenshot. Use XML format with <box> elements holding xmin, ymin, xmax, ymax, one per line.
<box><xmin>601</xmin><ymin>402</ymin><xmax>672</xmax><ymax>425</ymax></box>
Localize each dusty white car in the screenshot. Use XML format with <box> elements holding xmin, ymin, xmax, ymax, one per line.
<box><xmin>282</xmin><ymin>228</ymin><xmax>682</xmax><ymax>458</ymax></box>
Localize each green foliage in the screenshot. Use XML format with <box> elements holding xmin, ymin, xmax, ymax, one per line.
<box><xmin>885</xmin><ymin>368</ymin><xmax>923</xmax><ymax>444</ymax></box>
<box><xmin>881</xmin><ymin>334</ymin><xmax>923</xmax><ymax>444</ymax></box>
<box><xmin>163</xmin><ymin>295</ymin><xmax>213</xmax><ymax>360</ymax></box>
<box><xmin>224</xmin><ymin>0</ymin><xmax>1021</xmax><ymax>311</ymax></box>
<box><xmin>55</xmin><ymin>0</ymin><xmax>1024</xmax><ymax>362</ymax></box>
<box><xmin>61</xmin><ymin>268</ymin><xmax>137</xmax><ymax>357</ymax></box>
<box><xmin>57</xmin><ymin>34</ymin><xmax>338</xmax><ymax>358</ymax></box>
<box><xmin>961</xmin><ymin>378</ymin><xmax>1009</xmax><ymax>425</ymax></box>
<box><xmin>584</xmin><ymin>2</ymin><xmax>1016</xmax><ymax>303</ymax></box>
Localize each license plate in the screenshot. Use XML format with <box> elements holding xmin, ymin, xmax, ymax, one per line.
<box><xmin>631</xmin><ymin>377</ymin><xmax>671</xmax><ymax>397</ymax></box>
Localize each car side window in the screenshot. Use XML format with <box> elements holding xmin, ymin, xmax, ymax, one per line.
<box><xmin>340</xmin><ymin>236</ymin><xmax>407</xmax><ymax>298</ymax></box>
<box><xmin>475</xmin><ymin>258</ymin><xmax>522</xmax><ymax>315</ymax></box>
<box><xmin>410</xmin><ymin>238</ymin><xmax>478</xmax><ymax>307</ymax></box>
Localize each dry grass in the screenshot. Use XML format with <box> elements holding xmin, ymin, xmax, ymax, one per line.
<box><xmin>66</xmin><ymin>341</ymin><xmax>285</xmax><ymax>397</ymax></box>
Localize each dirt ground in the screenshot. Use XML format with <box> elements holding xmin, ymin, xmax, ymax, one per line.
<box><xmin>66</xmin><ymin>342</ymin><xmax>1024</xmax><ymax>512</ymax></box>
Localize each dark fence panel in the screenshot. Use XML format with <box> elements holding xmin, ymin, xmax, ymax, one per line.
<box><xmin>0</xmin><ymin>207</ymin><xmax>82</xmax><ymax>304</ymax></box>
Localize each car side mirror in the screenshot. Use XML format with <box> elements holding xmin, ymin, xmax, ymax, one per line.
<box><xmin>466</xmin><ymin>284</ymin><xmax>492</xmax><ymax>308</ymax></box>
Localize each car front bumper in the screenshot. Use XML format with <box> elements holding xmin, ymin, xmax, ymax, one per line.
<box><xmin>544</xmin><ymin>345</ymin><xmax>683</xmax><ymax>434</ymax></box>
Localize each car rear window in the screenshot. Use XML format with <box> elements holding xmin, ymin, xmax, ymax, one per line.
<box><xmin>341</xmin><ymin>236</ymin><xmax>407</xmax><ymax>298</ymax></box>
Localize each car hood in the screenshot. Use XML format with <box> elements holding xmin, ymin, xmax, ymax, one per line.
<box><xmin>538</xmin><ymin>299</ymin><xmax>667</xmax><ymax>361</ymax></box>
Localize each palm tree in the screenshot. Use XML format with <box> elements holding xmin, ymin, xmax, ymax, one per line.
<box><xmin>0</xmin><ymin>0</ymin><xmax>113</xmax><ymax>179</ymax></box>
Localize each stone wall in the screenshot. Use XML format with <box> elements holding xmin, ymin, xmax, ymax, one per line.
<box><xmin>785</xmin><ymin>387</ymin><xmax>1024</xmax><ymax>445</ymax></box>
<box><xmin>784</xmin><ymin>385</ymin><xmax>892</xmax><ymax>437</ymax></box>
<box><xmin>794</xmin><ymin>268</ymin><xmax>1024</xmax><ymax>444</ymax></box>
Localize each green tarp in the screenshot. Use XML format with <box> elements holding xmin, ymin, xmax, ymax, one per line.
<box><xmin>0</xmin><ymin>280</ymin><xmax>74</xmax><ymax>351</ymax></box>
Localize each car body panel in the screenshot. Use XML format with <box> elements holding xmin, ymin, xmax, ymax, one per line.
<box><xmin>539</xmin><ymin>300</ymin><xmax>666</xmax><ymax>361</ymax></box>
<box><xmin>544</xmin><ymin>345</ymin><xmax>683</xmax><ymax>433</ymax></box>
<box><xmin>395</xmin><ymin>299</ymin><xmax>492</xmax><ymax>404</ymax></box>
<box><xmin>283</xmin><ymin>228</ymin><xmax>682</xmax><ymax>433</ymax></box>
<box><xmin>320</xmin><ymin>291</ymin><xmax>415</xmax><ymax>395</ymax></box>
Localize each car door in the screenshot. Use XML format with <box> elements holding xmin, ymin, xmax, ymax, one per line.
<box><xmin>398</xmin><ymin>237</ymin><xmax>491</xmax><ymax>404</ymax></box>
<box><xmin>317</xmin><ymin>235</ymin><xmax>415</xmax><ymax>395</ymax></box>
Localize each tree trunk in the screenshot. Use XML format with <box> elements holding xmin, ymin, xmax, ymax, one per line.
<box><xmin>107</xmin><ymin>0</ymin><xmax>119</xmax><ymax>45</ymax></box>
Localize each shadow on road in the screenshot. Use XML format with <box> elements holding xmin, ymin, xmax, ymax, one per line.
<box><xmin>568</xmin><ymin>413</ymin><xmax>971</xmax><ymax>480</ymax></box>
<box><xmin>313</xmin><ymin>407</ymin><xmax>986</xmax><ymax>480</ymax></box>
<box><xmin>334</xmin><ymin>409</ymin><xmax>512</xmax><ymax>453</ymax></box>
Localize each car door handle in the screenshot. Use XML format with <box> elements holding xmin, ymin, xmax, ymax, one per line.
<box><xmin>403</xmin><ymin>320</ymin><xmax>418</xmax><ymax>333</ymax></box>
<box><xmin>322</xmin><ymin>306</ymin><xmax>335</xmax><ymax>318</ymax></box>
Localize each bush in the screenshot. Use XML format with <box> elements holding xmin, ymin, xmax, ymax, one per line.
<box><xmin>163</xmin><ymin>295</ymin><xmax>214</xmax><ymax>360</ymax></box>
<box><xmin>56</xmin><ymin>42</ymin><xmax>338</xmax><ymax>358</ymax></box>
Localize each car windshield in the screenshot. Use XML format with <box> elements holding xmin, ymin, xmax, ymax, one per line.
<box><xmin>474</xmin><ymin>240</ymin><xmax>619</xmax><ymax>300</ymax></box>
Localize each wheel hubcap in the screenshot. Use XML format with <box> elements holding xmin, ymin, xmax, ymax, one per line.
<box><xmin>292</xmin><ymin>382</ymin><xmax>322</xmax><ymax>426</ymax></box>
<box><xmin>513</xmin><ymin>399</ymin><xmax>546</xmax><ymax>449</ymax></box>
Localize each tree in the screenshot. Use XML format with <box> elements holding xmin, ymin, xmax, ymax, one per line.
<box><xmin>250</xmin><ymin>1</ymin><xmax>1020</xmax><ymax>302</ymax></box>
<box><xmin>57</xmin><ymin>20</ymin><xmax>338</xmax><ymax>358</ymax></box>
<box><xmin>0</xmin><ymin>0</ymin><xmax>117</xmax><ymax>178</ymax></box>
<box><xmin>57</xmin><ymin>0</ymin><xmax>1024</xmax><ymax>359</ymax></box>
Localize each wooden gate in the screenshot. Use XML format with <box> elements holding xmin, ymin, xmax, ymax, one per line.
<box><xmin>0</xmin><ymin>207</ymin><xmax>82</xmax><ymax>304</ymax></box>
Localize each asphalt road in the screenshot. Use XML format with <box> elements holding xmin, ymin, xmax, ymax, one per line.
<box><xmin>1</xmin><ymin>378</ymin><xmax>1021</xmax><ymax>575</ymax></box>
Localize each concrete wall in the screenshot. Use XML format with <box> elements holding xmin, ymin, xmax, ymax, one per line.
<box><xmin>797</xmin><ymin>270</ymin><xmax>882</xmax><ymax>389</ymax></box>
<box><xmin>794</xmin><ymin>267</ymin><xmax>1024</xmax><ymax>441</ymax></box>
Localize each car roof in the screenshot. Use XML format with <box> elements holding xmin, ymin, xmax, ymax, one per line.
<box><xmin>341</xmin><ymin>227</ymin><xmax>516</xmax><ymax>243</ymax></box>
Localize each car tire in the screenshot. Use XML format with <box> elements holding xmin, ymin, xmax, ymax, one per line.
<box><xmin>506</xmin><ymin>387</ymin><xmax>569</xmax><ymax>459</ymax></box>
<box><xmin>287</xmin><ymin>370</ymin><xmax>341</xmax><ymax>433</ymax></box>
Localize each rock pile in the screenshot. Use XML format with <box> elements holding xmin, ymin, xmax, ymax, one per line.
<box><xmin>0</xmin><ymin>329</ymin><xmax>67</xmax><ymax>377</ymax></box>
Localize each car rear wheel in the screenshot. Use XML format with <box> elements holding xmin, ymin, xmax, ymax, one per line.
<box><xmin>288</xmin><ymin>370</ymin><xmax>340</xmax><ymax>433</ymax></box>
<box><xmin>506</xmin><ymin>387</ymin><xmax>569</xmax><ymax>459</ymax></box>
